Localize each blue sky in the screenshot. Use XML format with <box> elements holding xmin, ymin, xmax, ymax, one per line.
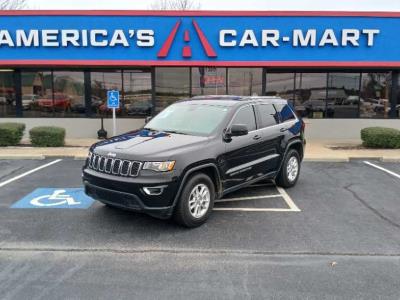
<box><xmin>26</xmin><ymin>0</ymin><xmax>400</xmax><ymax>11</ymax></box>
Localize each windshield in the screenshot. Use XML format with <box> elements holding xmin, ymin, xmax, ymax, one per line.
<box><xmin>146</xmin><ymin>103</ymin><xmax>230</xmax><ymax>136</ymax></box>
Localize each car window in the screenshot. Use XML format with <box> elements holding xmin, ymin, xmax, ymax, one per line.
<box><xmin>231</xmin><ymin>105</ymin><xmax>256</xmax><ymax>131</ymax></box>
<box><xmin>257</xmin><ymin>104</ymin><xmax>279</xmax><ymax>128</ymax></box>
<box><xmin>146</xmin><ymin>103</ymin><xmax>230</xmax><ymax>136</ymax></box>
<box><xmin>274</xmin><ymin>103</ymin><xmax>296</xmax><ymax>122</ymax></box>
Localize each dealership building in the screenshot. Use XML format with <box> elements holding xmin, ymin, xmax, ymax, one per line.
<box><xmin>0</xmin><ymin>10</ymin><xmax>399</xmax><ymax>139</ymax></box>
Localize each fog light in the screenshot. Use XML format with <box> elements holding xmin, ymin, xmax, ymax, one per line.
<box><xmin>143</xmin><ymin>185</ymin><xmax>167</xmax><ymax>196</ymax></box>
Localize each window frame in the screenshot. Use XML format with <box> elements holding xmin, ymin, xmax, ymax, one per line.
<box><xmin>254</xmin><ymin>103</ymin><xmax>280</xmax><ymax>129</ymax></box>
<box><xmin>273</xmin><ymin>103</ymin><xmax>297</xmax><ymax>124</ymax></box>
<box><xmin>227</xmin><ymin>104</ymin><xmax>258</xmax><ymax>133</ymax></box>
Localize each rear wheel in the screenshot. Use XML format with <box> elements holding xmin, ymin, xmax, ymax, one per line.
<box><xmin>173</xmin><ymin>173</ymin><xmax>215</xmax><ymax>228</ymax></box>
<box><xmin>276</xmin><ymin>149</ymin><xmax>300</xmax><ymax>188</ymax></box>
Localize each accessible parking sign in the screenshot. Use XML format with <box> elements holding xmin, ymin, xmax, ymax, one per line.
<box><xmin>11</xmin><ymin>188</ymin><xmax>95</xmax><ymax>209</ymax></box>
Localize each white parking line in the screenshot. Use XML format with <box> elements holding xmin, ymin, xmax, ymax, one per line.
<box><xmin>364</xmin><ymin>161</ymin><xmax>400</xmax><ymax>180</ymax></box>
<box><xmin>0</xmin><ymin>159</ymin><xmax>62</xmax><ymax>188</ymax></box>
<box><xmin>276</xmin><ymin>186</ymin><xmax>301</xmax><ymax>212</ymax></box>
<box><xmin>214</xmin><ymin>194</ymin><xmax>282</xmax><ymax>203</ymax></box>
<box><xmin>213</xmin><ymin>185</ymin><xmax>301</xmax><ymax>212</ymax></box>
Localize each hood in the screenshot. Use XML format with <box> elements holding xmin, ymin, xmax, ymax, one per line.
<box><xmin>91</xmin><ymin>129</ymin><xmax>209</xmax><ymax>161</ymax></box>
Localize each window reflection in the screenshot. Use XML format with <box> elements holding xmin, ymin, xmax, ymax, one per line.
<box><xmin>295</xmin><ymin>73</ymin><xmax>328</xmax><ymax>118</ymax></box>
<box><xmin>53</xmin><ymin>71</ymin><xmax>85</xmax><ymax>117</ymax></box>
<box><xmin>91</xmin><ymin>71</ymin><xmax>123</xmax><ymax>117</ymax></box>
<box><xmin>0</xmin><ymin>71</ymin><xmax>15</xmax><ymax>117</ymax></box>
<box><xmin>192</xmin><ymin>67</ymin><xmax>226</xmax><ymax>96</ymax></box>
<box><xmin>265</xmin><ymin>73</ymin><xmax>296</xmax><ymax>107</ymax></box>
<box><xmin>328</xmin><ymin>73</ymin><xmax>360</xmax><ymax>118</ymax></box>
<box><xmin>360</xmin><ymin>73</ymin><xmax>391</xmax><ymax>118</ymax></box>
<box><xmin>123</xmin><ymin>69</ymin><xmax>152</xmax><ymax>117</ymax></box>
<box><xmin>22</xmin><ymin>71</ymin><xmax>52</xmax><ymax>117</ymax></box>
<box><xmin>228</xmin><ymin>68</ymin><xmax>262</xmax><ymax>96</ymax></box>
<box><xmin>155</xmin><ymin>67</ymin><xmax>190</xmax><ymax>113</ymax></box>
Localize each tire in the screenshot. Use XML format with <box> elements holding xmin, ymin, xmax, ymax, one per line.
<box><xmin>276</xmin><ymin>149</ymin><xmax>301</xmax><ymax>188</ymax></box>
<box><xmin>173</xmin><ymin>173</ymin><xmax>215</xmax><ymax>228</ymax></box>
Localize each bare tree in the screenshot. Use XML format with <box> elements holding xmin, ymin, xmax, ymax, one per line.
<box><xmin>0</xmin><ymin>0</ymin><xmax>27</xmax><ymax>10</ymax></box>
<box><xmin>149</xmin><ymin>0</ymin><xmax>201</xmax><ymax>10</ymax></box>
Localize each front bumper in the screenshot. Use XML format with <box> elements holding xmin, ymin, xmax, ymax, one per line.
<box><xmin>82</xmin><ymin>168</ymin><xmax>180</xmax><ymax>219</ymax></box>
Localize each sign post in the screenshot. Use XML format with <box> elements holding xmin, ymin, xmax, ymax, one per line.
<box><xmin>107</xmin><ymin>90</ymin><xmax>120</xmax><ymax>136</ymax></box>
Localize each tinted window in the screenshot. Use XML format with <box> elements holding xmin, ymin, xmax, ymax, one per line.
<box><xmin>231</xmin><ymin>105</ymin><xmax>256</xmax><ymax>131</ymax></box>
<box><xmin>274</xmin><ymin>103</ymin><xmax>296</xmax><ymax>122</ymax></box>
<box><xmin>258</xmin><ymin>104</ymin><xmax>279</xmax><ymax>128</ymax></box>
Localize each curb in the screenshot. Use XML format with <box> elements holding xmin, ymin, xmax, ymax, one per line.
<box><xmin>303</xmin><ymin>158</ymin><xmax>349</xmax><ymax>162</ymax></box>
<box><xmin>0</xmin><ymin>155</ymin><xmax>45</xmax><ymax>160</ymax></box>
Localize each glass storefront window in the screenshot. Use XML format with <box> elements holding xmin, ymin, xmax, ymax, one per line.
<box><xmin>155</xmin><ymin>67</ymin><xmax>190</xmax><ymax>113</ymax></box>
<box><xmin>22</xmin><ymin>71</ymin><xmax>52</xmax><ymax>117</ymax></box>
<box><xmin>228</xmin><ymin>68</ymin><xmax>262</xmax><ymax>96</ymax></box>
<box><xmin>295</xmin><ymin>73</ymin><xmax>328</xmax><ymax>118</ymax></box>
<box><xmin>328</xmin><ymin>73</ymin><xmax>360</xmax><ymax>118</ymax></box>
<box><xmin>397</xmin><ymin>76</ymin><xmax>400</xmax><ymax>118</ymax></box>
<box><xmin>265</xmin><ymin>72</ymin><xmax>296</xmax><ymax>106</ymax></box>
<box><xmin>53</xmin><ymin>71</ymin><xmax>85</xmax><ymax>117</ymax></box>
<box><xmin>192</xmin><ymin>67</ymin><xmax>226</xmax><ymax>96</ymax></box>
<box><xmin>0</xmin><ymin>71</ymin><xmax>15</xmax><ymax>117</ymax></box>
<box><xmin>360</xmin><ymin>73</ymin><xmax>391</xmax><ymax>118</ymax></box>
<box><xmin>123</xmin><ymin>69</ymin><xmax>152</xmax><ymax>117</ymax></box>
<box><xmin>91</xmin><ymin>71</ymin><xmax>123</xmax><ymax>117</ymax></box>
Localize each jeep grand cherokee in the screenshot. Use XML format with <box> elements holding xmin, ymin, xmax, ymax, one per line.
<box><xmin>83</xmin><ymin>96</ymin><xmax>305</xmax><ymax>227</ymax></box>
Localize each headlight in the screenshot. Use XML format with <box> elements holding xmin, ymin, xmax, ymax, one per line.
<box><xmin>143</xmin><ymin>161</ymin><xmax>175</xmax><ymax>172</ymax></box>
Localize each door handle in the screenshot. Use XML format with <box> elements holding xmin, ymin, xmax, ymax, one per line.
<box><xmin>280</xmin><ymin>127</ymin><xmax>288</xmax><ymax>132</ymax></box>
<box><xmin>253</xmin><ymin>134</ymin><xmax>262</xmax><ymax>140</ymax></box>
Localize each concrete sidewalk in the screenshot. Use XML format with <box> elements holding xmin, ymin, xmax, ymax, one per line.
<box><xmin>0</xmin><ymin>138</ymin><xmax>399</xmax><ymax>162</ymax></box>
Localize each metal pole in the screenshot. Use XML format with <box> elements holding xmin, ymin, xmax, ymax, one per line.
<box><xmin>112</xmin><ymin>107</ymin><xmax>116</xmax><ymax>136</ymax></box>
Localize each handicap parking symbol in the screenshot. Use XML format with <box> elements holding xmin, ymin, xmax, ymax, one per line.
<box><xmin>11</xmin><ymin>188</ymin><xmax>95</xmax><ymax>209</ymax></box>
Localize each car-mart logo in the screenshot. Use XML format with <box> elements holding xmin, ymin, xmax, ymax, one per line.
<box><xmin>157</xmin><ymin>19</ymin><xmax>217</xmax><ymax>59</ymax></box>
<box><xmin>0</xmin><ymin>19</ymin><xmax>380</xmax><ymax>58</ymax></box>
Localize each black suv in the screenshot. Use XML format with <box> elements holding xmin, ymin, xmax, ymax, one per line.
<box><xmin>83</xmin><ymin>96</ymin><xmax>305</xmax><ymax>227</ymax></box>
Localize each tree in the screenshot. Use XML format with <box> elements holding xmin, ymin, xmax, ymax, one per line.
<box><xmin>0</xmin><ymin>0</ymin><xmax>27</xmax><ymax>10</ymax></box>
<box><xmin>149</xmin><ymin>0</ymin><xmax>201</xmax><ymax>10</ymax></box>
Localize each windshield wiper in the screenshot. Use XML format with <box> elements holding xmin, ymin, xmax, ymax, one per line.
<box><xmin>163</xmin><ymin>130</ymin><xmax>187</xmax><ymax>135</ymax></box>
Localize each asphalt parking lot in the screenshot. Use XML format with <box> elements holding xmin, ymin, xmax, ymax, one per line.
<box><xmin>0</xmin><ymin>159</ymin><xmax>400</xmax><ymax>299</ymax></box>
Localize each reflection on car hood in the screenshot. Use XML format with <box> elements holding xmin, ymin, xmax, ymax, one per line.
<box><xmin>91</xmin><ymin>129</ymin><xmax>209</xmax><ymax>160</ymax></box>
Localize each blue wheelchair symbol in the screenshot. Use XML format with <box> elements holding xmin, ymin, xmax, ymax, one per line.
<box><xmin>11</xmin><ymin>188</ymin><xmax>95</xmax><ymax>209</ymax></box>
<box><xmin>107</xmin><ymin>90</ymin><xmax>120</xmax><ymax>109</ymax></box>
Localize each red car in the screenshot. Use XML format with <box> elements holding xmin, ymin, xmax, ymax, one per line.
<box><xmin>99</xmin><ymin>102</ymin><xmax>122</xmax><ymax>115</ymax></box>
<box><xmin>37</xmin><ymin>93</ymin><xmax>71</xmax><ymax>112</ymax></box>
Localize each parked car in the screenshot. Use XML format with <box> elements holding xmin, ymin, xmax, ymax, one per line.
<box><xmin>0</xmin><ymin>96</ymin><xmax>7</xmax><ymax>105</ymax></box>
<box><xmin>20</xmin><ymin>94</ymin><xmax>39</xmax><ymax>110</ymax></box>
<box><xmin>83</xmin><ymin>96</ymin><xmax>305</xmax><ymax>227</ymax></box>
<box><xmin>303</xmin><ymin>99</ymin><xmax>335</xmax><ymax>118</ymax></box>
<box><xmin>37</xmin><ymin>93</ymin><xmax>71</xmax><ymax>112</ymax></box>
<box><xmin>125</xmin><ymin>99</ymin><xmax>153</xmax><ymax>116</ymax></box>
<box><xmin>71</xmin><ymin>96</ymin><xmax>103</xmax><ymax>113</ymax></box>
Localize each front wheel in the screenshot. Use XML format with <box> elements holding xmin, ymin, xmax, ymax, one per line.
<box><xmin>276</xmin><ymin>149</ymin><xmax>301</xmax><ymax>188</ymax></box>
<box><xmin>173</xmin><ymin>173</ymin><xmax>215</xmax><ymax>228</ymax></box>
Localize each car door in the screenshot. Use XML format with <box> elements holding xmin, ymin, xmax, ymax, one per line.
<box><xmin>222</xmin><ymin>104</ymin><xmax>266</xmax><ymax>190</ymax></box>
<box><xmin>254</xmin><ymin>103</ymin><xmax>283</xmax><ymax>174</ymax></box>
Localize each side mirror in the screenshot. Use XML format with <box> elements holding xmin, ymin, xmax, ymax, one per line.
<box><xmin>145</xmin><ymin>116</ymin><xmax>152</xmax><ymax>124</ymax></box>
<box><xmin>229</xmin><ymin>124</ymin><xmax>248</xmax><ymax>137</ymax></box>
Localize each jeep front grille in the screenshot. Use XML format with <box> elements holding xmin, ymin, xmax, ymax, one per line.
<box><xmin>87</xmin><ymin>152</ymin><xmax>142</xmax><ymax>177</ymax></box>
